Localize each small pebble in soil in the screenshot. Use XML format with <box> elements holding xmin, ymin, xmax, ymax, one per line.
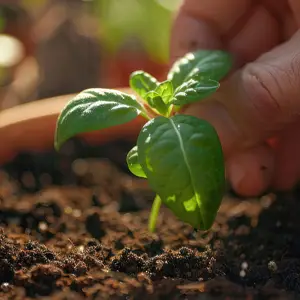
<box><xmin>239</xmin><ymin>270</ymin><xmax>246</xmax><ymax>278</ymax></box>
<box><xmin>155</xmin><ymin>260</ymin><xmax>164</xmax><ymax>271</ymax></box>
<box><xmin>38</xmin><ymin>222</ymin><xmax>48</xmax><ymax>232</ymax></box>
<box><xmin>241</xmin><ymin>261</ymin><xmax>248</xmax><ymax>270</ymax></box>
<box><xmin>72</xmin><ymin>159</ymin><xmax>89</xmax><ymax>176</ymax></box>
<box><xmin>72</xmin><ymin>209</ymin><xmax>82</xmax><ymax>218</ymax></box>
<box><xmin>268</xmin><ymin>261</ymin><xmax>278</xmax><ymax>273</ymax></box>
<box><xmin>1</xmin><ymin>282</ymin><xmax>11</xmax><ymax>292</ymax></box>
<box><xmin>64</xmin><ymin>206</ymin><xmax>73</xmax><ymax>214</ymax></box>
<box><xmin>77</xmin><ymin>245</ymin><xmax>84</xmax><ymax>253</ymax></box>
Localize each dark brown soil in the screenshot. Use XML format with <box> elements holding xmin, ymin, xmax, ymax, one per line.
<box><xmin>1</xmin><ymin>139</ymin><xmax>300</xmax><ymax>299</ymax></box>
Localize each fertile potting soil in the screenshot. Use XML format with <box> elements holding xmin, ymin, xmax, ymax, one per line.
<box><xmin>0</xmin><ymin>139</ymin><xmax>299</xmax><ymax>299</ymax></box>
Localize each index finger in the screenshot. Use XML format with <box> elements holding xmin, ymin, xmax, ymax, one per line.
<box><xmin>170</xmin><ymin>0</ymin><xmax>252</xmax><ymax>63</ymax></box>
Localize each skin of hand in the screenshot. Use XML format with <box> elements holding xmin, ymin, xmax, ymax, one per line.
<box><xmin>170</xmin><ymin>0</ymin><xmax>300</xmax><ymax>197</ymax></box>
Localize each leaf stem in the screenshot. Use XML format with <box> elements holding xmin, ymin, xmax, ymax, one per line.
<box><xmin>141</xmin><ymin>111</ymin><xmax>151</xmax><ymax>120</ymax></box>
<box><xmin>140</xmin><ymin>103</ymin><xmax>159</xmax><ymax>120</ymax></box>
<box><xmin>165</xmin><ymin>104</ymin><xmax>174</xmax><ymax>118</ymax></box>
<box><xmin>148</xmin><ymin>195</ymin><xmax>162</xmax><ymax>232</ymax></box>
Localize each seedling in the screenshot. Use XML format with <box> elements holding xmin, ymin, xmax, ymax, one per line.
<box><xmin>54</xmin><ymin>50</ymin><xmax>232</xmax><ymax>232</ymax></box>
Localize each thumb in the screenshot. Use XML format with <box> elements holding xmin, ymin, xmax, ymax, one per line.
<box><xmin>184</xmin><ymin>29</ymin><xmax>300</xmax><ymax>196</ymax></box>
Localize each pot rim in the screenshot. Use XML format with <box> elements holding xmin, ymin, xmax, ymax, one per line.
<box><xmin>0</xmin><ymin>87</ymin><xmax>146</xmax><ymax>165</ymax></box>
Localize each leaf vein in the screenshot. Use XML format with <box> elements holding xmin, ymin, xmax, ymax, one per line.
<box><xmin>168</xmin><ymin>118</ymin><xmax>203</xmax><ymax>226</ymax></box>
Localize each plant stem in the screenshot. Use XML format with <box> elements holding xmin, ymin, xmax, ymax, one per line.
<box><xmin>140</xmin><ymin>105</ymin><xmax>158</xmax><ymax>120</ymax></box>
<box><xmin>148</xmin><ymin>195</ymin><xmax>162</xmax><ymax>233</ymax></box>
<box><xmin>166</xmin><ymin>104</ymin><xmax>174</xmax><ymax>118</ymax></box>
<box><xmin>141</xmin><ymin>111</ymin><xmax>151</xmax><ymax>120</ymax></box>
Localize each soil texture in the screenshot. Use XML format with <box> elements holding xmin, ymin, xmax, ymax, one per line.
<box><xmin>1</xmin><ymin>139</ymin><xmax>300</xmax><ymax>299</ymax></box>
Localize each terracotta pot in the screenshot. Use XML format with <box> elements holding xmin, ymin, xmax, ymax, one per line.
<box><xmin>0</xmin><ymin>87</ymin><xmax>147</xmax><ymax>166</ymax></box>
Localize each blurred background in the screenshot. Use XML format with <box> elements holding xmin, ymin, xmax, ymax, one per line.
<box><xmin>0</xmin><ymin>0</ymin><xmax>182</xmax><ymax>110</ymax></box>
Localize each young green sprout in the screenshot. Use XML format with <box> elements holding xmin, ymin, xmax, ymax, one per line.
<box><xmin>54</xmin><ymin>50</ymin><xmax>232</xmax><ymax>232</ymax></box>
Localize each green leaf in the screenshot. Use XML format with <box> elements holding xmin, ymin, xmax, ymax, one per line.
<box><xmin>167</xmin><ymin>50</ymin><xmax>232</xmax><ymax>89</ymax></box>
<box><xmin>145</xmin><ymin>91</ymin><xmax>168</xmax><ymax>116</ymax></box>
<box><xmin>129</xmin><ymin>71</ymin><xmax>159</xmax><ymax>99</ymax></box>
<box><xmin>154</xmin><ymin>80</ymin><xmax>174</xmax><ymax>104</ymax></box>
<box><xmin>137</xmin><ymin>115</ymin><xmax>225</xmax><ymax>230</ymax></box>
<box><xmin>171</xmin><ymin>78</ymin><xmax>219</xmax><ymax>106</ymax></box>
<box><xmin>55</xmin><ymin>88</ymin><xmax>147</xmax><ymax>150</ymax></box>
<box><xmin>126</xmin><ymin>145</ymin><xmax>147</xmax><ymax>178</ymax></box>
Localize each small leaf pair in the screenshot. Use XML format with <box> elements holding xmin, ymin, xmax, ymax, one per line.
<box><xmin>54</xmin><ymin>49</ymin><xmax>233</xmax><ymax>232</ymax></box>
<box><xmin>130</xmin><ymin>72</ymin><xmax>173</xmax><ymax>116</ymax></box>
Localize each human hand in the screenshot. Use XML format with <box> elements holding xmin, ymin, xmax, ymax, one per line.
<box><xmin>170</xmin><ymin>0</ymin><xmax>300</xmax><ymax>197</ymax></box>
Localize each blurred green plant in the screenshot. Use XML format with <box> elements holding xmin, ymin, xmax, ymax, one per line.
<box><xmin>0</xmin><ymin>7</ymin><xmax>6</xmax><ymax>33</ymax></box>
<box><xmin>93</xmin><ymin>0</ymin><xmax>182</xmax><ymax>63</ymax></box>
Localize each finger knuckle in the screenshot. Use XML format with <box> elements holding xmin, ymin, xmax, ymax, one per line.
<box><xmin>241</xmin><ymin>62</ymin><xmax>285</xmax><ymax>124</ymax></box>
<box><xmin>289</xmin><ymin>52</ymin><xmax>300</xmax><ymax>84</ymax></box>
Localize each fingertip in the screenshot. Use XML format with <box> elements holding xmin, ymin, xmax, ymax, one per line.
<box><xmin>270</xmin><ymin>123</ymin><xmax>300</xmax><ymax>191</ymax></box>
<box><xmin>170</xmin><ymin>12</ymin><xmax>222</xmax><ymax>65</ymax></box>
<box><xmin>227</xmin><ymin>145</ymin><xmax>274</xmax><ymax>197</ymax></box>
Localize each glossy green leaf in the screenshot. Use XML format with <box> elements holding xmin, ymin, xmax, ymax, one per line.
<box><xmin>129</xmin><ymin>71</ymin><xmax>159</xmax><ymax>99</ymax></box>
<box><xmin>55</xmin><ymin>88</ymin><xmax>147</xmax><ymax>150</ymax></box>
<box><xmin>171</xmin><ymin>78</ymin><xmax>219</xmax><ymax>106</ymax></box>
<box><xmin>154</xmin><ymin>80</ymin><xmax>174</xmax><ymax>104</ymax></box>
<box><xmin>167</xmin><ymin>50</ymin><xmax>232</xmax><ymax>89</ymax></box>
<box><xmin>137</xmin><ymin>115</ymin><xmax>225</xmax><ymax>230</ymax></box>
<box><xmin>145</xmin><ymin>91</ymin><xmax>168</xmax><ymax>116</ymax></box>
<box><xmin>126</xmin><ymin>145</ymin><xmax>147</xmax><ymax>178</ymax></box>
